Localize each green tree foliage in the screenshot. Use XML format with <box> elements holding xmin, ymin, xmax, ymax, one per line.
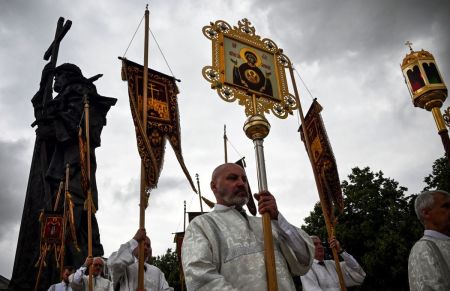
<box><xmin>152</xmin><ymin>248</ymin><xmax>183</xmax><ymax>291</ymax></box>
<box><xmin>423</xmin><ymin>156</ymin><xmax>450</xmax><ymax>192</ymax></box>
<box><xmin>302</xmin><ymin>167</ymin><xmax>423</xmax><ymax>291</ymax></box>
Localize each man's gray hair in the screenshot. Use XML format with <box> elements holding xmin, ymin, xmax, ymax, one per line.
<box><xmin>93</xmin><ymin>256</ymin><xmax>105</xmax><ymax>265</ymax></box>
<box><xmin>415</xmin><ymin>190</ymin><xmax>450</xmax><ymax>224</ymax></box>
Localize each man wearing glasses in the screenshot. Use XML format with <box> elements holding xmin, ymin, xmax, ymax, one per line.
<box><xmin>70</xmin><ymin>257</ymin><xmax>112</xmax><ymax>291</ymax></box>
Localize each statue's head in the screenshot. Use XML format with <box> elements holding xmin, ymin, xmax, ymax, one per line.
<box><xmin>54</xmin><ymin>63</ymin><xmax>84</xmax><ymax>92</ymax></box>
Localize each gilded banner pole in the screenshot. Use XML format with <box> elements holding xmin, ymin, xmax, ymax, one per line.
<box><xmin>288</xmin><ymin>62</ymin><xmax>347</xmax><ymax>291</ymax></box>
<box><xmin>83</xmin><ymin>94</ymin><xmax>94</xmax><ymax>291</ymax></box>
<box><xmin>137</xmin><ymin>5</ymin><xmax>150</xmax><ymax>291</ymax></box>
<box><xmin>196</xmin><ymin>174</ymin><xmax>204</xmax><ymax>213</ymax></box>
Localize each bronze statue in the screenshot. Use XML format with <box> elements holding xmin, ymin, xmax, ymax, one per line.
<box><xmin>9</xmin><ymin>26</ymin><xmax>117</xmax><ymax>289</ymax></box>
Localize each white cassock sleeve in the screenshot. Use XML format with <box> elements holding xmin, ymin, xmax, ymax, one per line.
<box><xmin>276</xmin><ymin>213</ymin><xmax>314</xmax><ymax>275</ymax></box>
<box><xmin>340</xmin><ymin>251</ymin><xmax>366</xmax><ymax>286</ymax></box>
<box><xmin>69</xmin><ymin>266</ymin><xmax>87</xmax><ymax>291</ymax></box>
<box><xmin>107</xmin><ymin>239</ymin><xmax>137</xmax><ymax>289</ymax></box>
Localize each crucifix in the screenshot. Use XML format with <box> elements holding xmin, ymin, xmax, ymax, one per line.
<box><xmin>405</xmin><ymin>41</ymin><xmax>413</xmax><ymax>52</ymax></box>
<box><xmin>148</xmin><ymin>82</ymin><xmax>160</xmax><ymax>106</ymax></box>
<box><xmin>41</xmin><ymin>17</ymin><xmax>72</xmax><ymax>118</ymax></box>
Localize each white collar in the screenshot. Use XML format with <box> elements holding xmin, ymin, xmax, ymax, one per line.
<box><xmin>214</xmin><ymin>203</ymin><xmax>232</xmax><ymax>211</ymax></box>
<box><xmin>424</xmin><ymin>229</ymin><xmax>450</xmax><ymax>240</ymax></box>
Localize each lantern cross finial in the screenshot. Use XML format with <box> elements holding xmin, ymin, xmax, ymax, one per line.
<box><xmin>405</xmin><ymin>41</ymin><xmax>414</xmax><ymax>52</ymax></box>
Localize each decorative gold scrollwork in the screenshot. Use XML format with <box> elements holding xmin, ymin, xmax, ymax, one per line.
<box><xmin>270</xmin><ymin>94</ymin><xmax>297</xmax><ymax>118</ymax></box>
<box><xmin>236</xmin><ymin>18</ymin><xmax>256</xmax><ymax>37</ymax></box>
<box><xmin>262</xmin><ymin>38</ymin><xmax>278</xmax><ymax>53</ymax></box>
<box><xmin>218</xmin><ymin>86</ymin><xmax>237</xmax><ymax>103</ymax></box>
<box><xmin>202</xmin><ymin>20</ymin><xmax>232</xmax><ymax>40</ymax></box>
<box><xmin>216</xmin><ymin>20</ymin><xmax>232</xmax><ymax>33</ymax></box>
<box><xmin>201</xmin><ymin>66</ymin><xmax>220</xmax><ymax>85</ymax></box>
<box><xmin>202</xmin><ymin>19</ymin><xmax>298</xmax><ymax>119</ymax></box>
<box><xmin>278</xmin><ymin>53</ymin><xmax>291</xmax><ymax>68</ymax></box>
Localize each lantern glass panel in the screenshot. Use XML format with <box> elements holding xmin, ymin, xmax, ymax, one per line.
<box><xmin>423</xmin><ymin>62</ymin><xmax>442</xmax><ymax>84</ymax></box>
<box><xmin>407</xmin><ymin>65</ymin><xmax>425</xmax><ymax>92</ymax></box>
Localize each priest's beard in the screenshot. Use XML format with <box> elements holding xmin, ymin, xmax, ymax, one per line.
<box><xmin>218</xmin><ymin>187</ymin><xmax>249</xmax><ymax>207</ymax></box>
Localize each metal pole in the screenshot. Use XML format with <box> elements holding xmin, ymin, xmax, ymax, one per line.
<box><xmin>431</xmin><ymin>107</ymin><xmax>450</xmax><ymax>165</ymax></box>
<box><xmin>243</xmin><ymin>113</ymin><xmax>277</xmax><ymax>291</ymax></box>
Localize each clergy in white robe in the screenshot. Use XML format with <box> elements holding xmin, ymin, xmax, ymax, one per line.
<box><xmin>300</xmin><ymin>236</ymin><xmax>365</xmax><ymax>291</ymax></box>
<box><xmin>107</xmin><ymin>230</ymin><xmax>173</xmax><ymax>291</ymax></box>
<box><xmin>181</xmin><ymin>163</ymin><xmax>314</xmax><ymax>291</ymax></box>
<box><xmin>48</xmin><ymin>281</ymin><xmax>73</xmax><ymax>291</ymax></box>
<box><xmin>48</xmin><ymin>266</ymin><xmax>74</xmax><ymax>291</ymax></box>
<box><xmin>408</xmin><ymin>190</ymin><xmax>450</xmax><ymax>291</ymax></box>
<box><xmin>70</xmin><ymin>257</ymin><xmax>112</xmax><ymax>291</ymax></box>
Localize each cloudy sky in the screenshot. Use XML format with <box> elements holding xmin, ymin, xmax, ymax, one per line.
<box><xmin>1</xmin><ymin>0</ymin><xmax>449</xmax><ymax>278</ymax></box>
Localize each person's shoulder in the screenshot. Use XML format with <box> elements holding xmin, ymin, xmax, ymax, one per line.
<box><xmin>99</xmin><ymin>276</ymin><xmax>111</xmax><ymax>282</ymax></box>
<box><xmin>409</xmin><ymin>237</ymin><xmax>435</xmax><ymax>260</ymax></box>
<box><xmin>145</xmin><ymin>263</ymin><xmax>164</xmax><ymax>274</ymax></box>
<box><xmin>188</xmin><ymin>211</ymin><xmax>215</xmax><ymax>225</ymax></box>
<box><xmin>411</xmin><ymin>236</ymin><xmax>434</xmax><ymax>249</ymax></box>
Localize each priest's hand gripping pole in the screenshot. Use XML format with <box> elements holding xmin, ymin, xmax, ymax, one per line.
<box><xmin>243</xmin><ymin>95</ymin><xmax>278</xmax><ymax>291</ymax></box>
<box><xmin>137</xmin><ymin>5</ymin><xmax>150</xmax><ymax>291</ymax></box>
<box><xmin>288</xmin><ymin>64</ymin><xmax>347</xmax><ymax>291</ymax></box>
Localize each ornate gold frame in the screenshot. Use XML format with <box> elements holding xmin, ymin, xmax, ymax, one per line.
<box><xmin>202</xmin><ymin>19</ymin><xmax>298</xmax><ymax>119</ymax></box>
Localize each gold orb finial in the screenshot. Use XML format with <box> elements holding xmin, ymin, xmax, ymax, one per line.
<box><xmin>243</xmin><ymin>114</ymin><xmax>271</xmax><ymax>140</ymax></box>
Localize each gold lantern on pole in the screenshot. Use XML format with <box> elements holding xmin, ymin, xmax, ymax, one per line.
<box><xmin>400</xmin><ymin>42</ymin><xmax>450</xmax><ymax>164</ymax></box>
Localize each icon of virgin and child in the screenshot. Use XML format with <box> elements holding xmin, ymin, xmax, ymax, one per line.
<box><xmin>230</xmin><ymin>47</ymin><xmax>274</xmax><ymax>97</ymax></box>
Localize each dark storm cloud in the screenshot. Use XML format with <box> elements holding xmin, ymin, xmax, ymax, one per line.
<box><xmin>0</xmin><ymin>1</ymin><xmax>71</xmax><ymax>135</ymax></box>
<box><xmin>254</xmin><ymin>0</ymin><xmax>449</xmax><ymax>62</ymax></box>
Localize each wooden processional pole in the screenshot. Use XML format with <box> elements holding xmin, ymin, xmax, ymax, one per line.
<box><xmin>83</xmin><ymin>94</ymin><xmax>94</xmax><ymax>291</ymax></box>
<box><xmin>196</xmin><ymin>174</ymin><xmax>204</xmax><ymax>213</ymax></box>
<box><xmin>288</xmin><ymin>64</ymin><xmax>347</xmax><ymax>291</ymax></box>
<box><xmin>224</xmin><ymin>125</ymin><xmax>228</xmax><ymax>163</ymax></box>
<box><xmin>137</xmin><ymin>5</ymin><xmax>150</xmax><ymax>291</ymax></box>
<box><xmin>243</xmin><ymin>99</ymin><xmax>277</xmax><ymax>291</ymax></box>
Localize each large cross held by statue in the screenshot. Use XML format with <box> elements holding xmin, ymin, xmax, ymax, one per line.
<box><xmin>31</xmin><ymin>16</ymin><xmax>72</xmax><ymax>211</ymax></box>
<box><xmin>41</xmin><ymin>17</ymin><xmax>72</xmax><ymax>118</ymax></box>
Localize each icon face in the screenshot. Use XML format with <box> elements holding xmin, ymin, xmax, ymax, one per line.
<box><xmin>224</xmin><ymin>36</ymin><xmax>278</xmax><ymax>101</ymax></box>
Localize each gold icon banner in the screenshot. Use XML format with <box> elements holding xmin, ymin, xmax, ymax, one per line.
<box><xmin>122</xmin><ymin>58</ymin><xmax>197</xmax><ymax>192</ymax></box>
<box><xmin>202</xmin><ymin>19</ymin><xmax>298</xmax><ymax>119</ymax></box>
<box><xmin>300</xmin><ymin>100</ymin><xmax>344</xmax><ymax>216</ymax></box>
